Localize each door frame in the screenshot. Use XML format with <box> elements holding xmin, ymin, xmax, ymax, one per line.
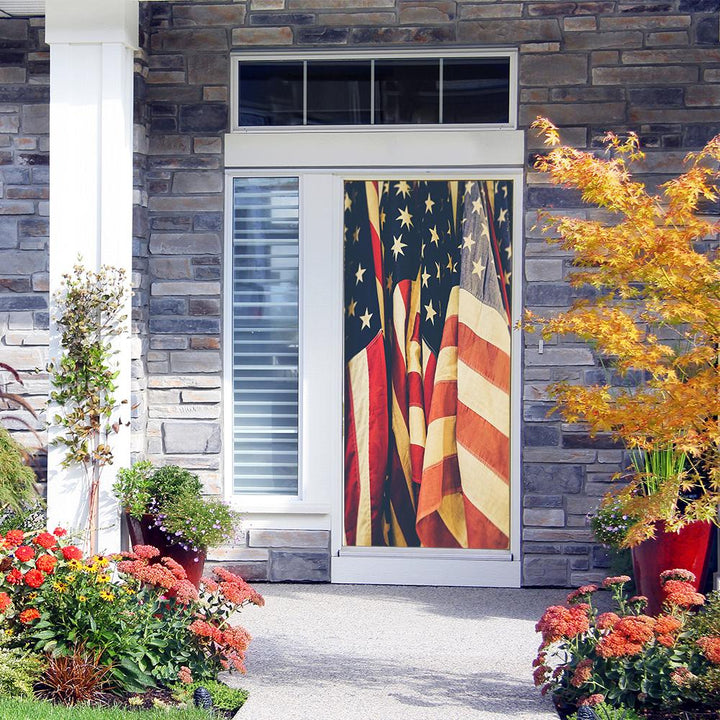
<box><xmin>224</xmin><ymin>129</ymin><xmax>524</xmax><ymax>586</ymax></box>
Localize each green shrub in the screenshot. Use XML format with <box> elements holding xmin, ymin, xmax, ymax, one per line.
<box><xmin>172</xmin><ymin>680</ymin><xmax>248</xmax><ymax>712</ymax></box>
<box><xmin>0</xmin><ymin>644</ymin><xmax>45</xmax><ymax>699</ymax></box>
<box><xmin>569</xmin><ymin>703</ymin><xmax>642</xmax><ymax>720</ymax></box>
<box><xmin>0</xmin><ymin>427</ymin><xmax>36</xmax><ymax>514</ymax></box>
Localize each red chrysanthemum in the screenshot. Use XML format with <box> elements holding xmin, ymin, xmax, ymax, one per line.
<box><xmin>602</xmin><ymin>575</ymin><xmax>631</xmax><ymax>588</ymax></box>
<box><xmin>663</xmin><ymin>579</ymin><xmax>705</xmax><ymax>609</ymax></box>
<box><xmin>52</xmin><ymin>527</ymin><xmax>67</xmax><ymax>537</ymax></box>
<box><xmin>655</xmin><ymin>615</ymin><xmax>683</xmax><ymax>636</ymax></box>
<box><xmin>14</xmin><ymin>546</ymin><xmax>35</xmax><ymax>563</ymax></box>
<box><xmin>133</xmin><ymin>545</ymin><xmax>160</xmax><ymax>560</ymax></box>
<box><xmin>61</xmin><ymin>546</ymin><xmax>82</xmax><ymax>561</ymax></box>
<box><xmin>221</xmin><ymin>625</ymin><xmax>252</xmax><ymax>652</ymax></box>
<box><xmin>4</xmin><ymin>530</ymin><xmax>24</xmax><ymax>547</ymax></box>
<box><xmin>567</xmin><ymin>585</ymin><xmax>598</xmax><ymax>605</ymax></box>
<box><xmin>18</xmin><ymin>608</ymin><xmax>40</xmax><ymax>624</ymax></box>
<box><xmin>571</xmin><ymin>659</ymin><xmax>593</xmax><ymax>688</ymax></box>
<box><xmin>533</xmin><ymin>664</ymin><xmax>550</xmax><ymax>687</ymax></box>
<box><xmin>201</xmin><ymin>576</ymin><xmax>219</xmax><ymax>593</ymax></box>
<box><xmin>597</xmin><ymin>615</ymin><xmax>655</xmax><ymax>658</ymax></box>
<box><xmin>659</xmin><ymin>568</ymin><xmax>696</xmax><ymax>586</ymax></box>
<box><xmin>188</xmin><ymin>619</ymin><xmax>215</xmax><ymax>638</ymax></box>
<box><xmin>5</xmin><ymin>568</ymin><xmax>22</xmax><ymax>585</ymax></box>
<box><xmin>596</xmin><ymin>612</ymin><xmax>620</xmax><ymax>631</ymax></box>
<box><xmin>161</xmin><ymin>556</ymin><xmax>187</xmax><ymax>581</ymax></box>
<box><xmin>536</xmin><ymin>604</ymin><xmax>590</xmax><ymax>646</ymax></box>
<box><xmin>33</xmin><ymin>532</ymin><xmax>57</xmax><ymax>550</ymax></box>
<box><xmin>36</xmin><ymin>554</ymin><xmax>57</xmax><ymax>573</ymax></box>
<box><xmin>24</xmin><ymin>569</ymin><xmax>44</xmax><ymax>588</ymax></box>
<box><xmin>698</xmin><ymin>636</ymin><xmax>720</xmax><ymax>664</ymax></box>
<box><xmin>0</xmin><ymin>592</ymin><xmax>11</xmax><ymax>612</ymax></box>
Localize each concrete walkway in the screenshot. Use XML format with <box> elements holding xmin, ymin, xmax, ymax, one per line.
<box><xmin>228</xmin><ymin>584</ymin><xmax>562</xmax><ymax>720</ymax></box>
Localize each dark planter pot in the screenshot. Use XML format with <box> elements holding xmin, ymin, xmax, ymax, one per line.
<box><xmin>552</xmin><ymin>694</ymin><xmax>576</xmax><ymax>720</ymax></box>
<box><xmin>124</xmin><ymin>512</ymin><xmax>206</xmax><ymax>588</ymax></box>
<box><xmin>630</xmin><ymin>520</ymin><xmax>714</xmax><ymax>615</ymax></box>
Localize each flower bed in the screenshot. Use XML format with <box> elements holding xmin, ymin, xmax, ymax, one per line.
<box><xmin>534</xmin><ymin>572</ymin><xmax>720</xmax><ymax>718</ymax></box>
<box><xmin>0</xmin><ymin>527</ymin><xmax>262</xmax><ymax>712</ymax></box>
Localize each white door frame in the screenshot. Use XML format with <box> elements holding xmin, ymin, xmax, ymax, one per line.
<box><xmin>224</xmin><ymin>129</ymin><xmax>524</xmax><ymax>587</ymax></box>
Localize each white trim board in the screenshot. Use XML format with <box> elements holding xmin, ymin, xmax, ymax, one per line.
<box><xmin>225</xmin><ymin>129</ymin><xmax>524</xmax><ymax>170</ymax></box>
<box><xmin>332</xmin><ymin>556</ymin><xmax>522</xmax><ymax>588</ymax></box>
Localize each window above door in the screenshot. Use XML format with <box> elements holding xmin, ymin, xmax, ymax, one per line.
<box><xmin>231</xmin><ymin>49</ymin><xmax>517</xmax><ymax>132</ymax></box>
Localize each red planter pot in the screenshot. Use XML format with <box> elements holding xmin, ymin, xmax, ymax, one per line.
<box><xmin>124</xmin><ymin>512</ymin><xmax>207</xmax><ymax>588</ymax></box>
<box><xmin>630</xmin><ymin>520</ymin><xmax>714</xmax><ymax>615</ymax></box>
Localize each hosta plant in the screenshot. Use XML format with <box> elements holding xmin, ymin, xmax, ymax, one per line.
<box><xmin>526</xmin><ymin>118</ymin><xmax>720</xmax><ymax>546</ymax></box>
<box><xmin>534</xmin><ymin>571</ymin><xmax>720</xmax><ymax>712</ymax></box>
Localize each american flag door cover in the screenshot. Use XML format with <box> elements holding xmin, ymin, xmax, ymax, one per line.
<box><xmin>343</xmin><ymin>180</ymin><xmax>512</xmax><ymax>550</ymax></box>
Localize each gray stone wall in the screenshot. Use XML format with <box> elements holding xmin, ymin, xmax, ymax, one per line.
<box><xmin>141</xmin><ymin>0</ymin><xmax>720</xmax><ymax>585</ymax></box>
<box><xmin>0</xmin><ymin>17</ymin><xmax>48</xmax><ymax>479</ymax></box>
<box><xmin>3</xmin><ymin>1</ymin><xmax>720</xmax><ymax>584</ymax></box>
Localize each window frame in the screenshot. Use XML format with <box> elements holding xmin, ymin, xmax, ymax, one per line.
<box><xmin>230</xmin><ymin>48</ymin><xmax>518</xmax><ymax>133</ymax></box>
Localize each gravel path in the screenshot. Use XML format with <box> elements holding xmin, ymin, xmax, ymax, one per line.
<box><xmin>227</xmin><ymin>583</ymin><xmax>561</xmax><ymax>720</ymax></box>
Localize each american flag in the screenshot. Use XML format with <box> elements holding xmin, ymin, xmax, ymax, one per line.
<box><xmin>345</xmin><ymin>180</ymin><xmax>512</xmax><ymax>549</ymax></box>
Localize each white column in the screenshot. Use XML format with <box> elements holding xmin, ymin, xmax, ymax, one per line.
<box><xmin>46</xmin><ymin>0</ymin><xmax>138</xmax><ymax>552</ymax></box>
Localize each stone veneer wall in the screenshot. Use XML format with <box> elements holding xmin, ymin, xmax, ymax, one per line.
<box><xmin>0</xmin><ymin>17</ymin><xmax>48</xmax><ymax>480</ymax></box>
<box><xmin>141</xmin><ymin>0</ymin><xmax>720</xmax><ymax>586</ymax></box>
<box><xmin>3</xmin><ymin>2</ymin><xmax>720</xmax><ymax>584</ymax></box>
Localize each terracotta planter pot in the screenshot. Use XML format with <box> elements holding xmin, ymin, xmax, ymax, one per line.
<box><xmin>124</xmin><ymin>512</ymin><xmax>207</xmax><ymax>588</ymax></box>
<box><xmin>630</xmin><ymin>520</ymin><xmax>714</xmax><ymax>615</ymax></box>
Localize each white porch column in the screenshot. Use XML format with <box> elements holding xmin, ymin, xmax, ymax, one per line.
<box><xmin>46</xmin><ymin>0</ymin><xmax>138</xmax><ymax>552</ymax></box>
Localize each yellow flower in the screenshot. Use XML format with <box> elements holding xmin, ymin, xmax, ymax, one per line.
<box><xmin>99</xmin><ymin>590</ymin><xmax>114</xmax><ymax>602</ymax></box>
<box><xmin>26</xmin><ymin>592</ymin><xmax>37</xmax><ymax>601</ymax></box>
<box><xmin>84</xmin><ymin>562</ymin><xmax>98</xmax><ymax>573</ymax></box>
<box><xmin>67</xmin><ymin>559</ymin><xmax>81</xmax><ymax>571</ymax></box>
<box><xmin>66</xmin><ymin>574</ymin><xmax>76</xmax><ymax>583</ymax></box>
<box><xmin>95</xmin><ymin>556</ymin><xmax>109</xmax><ymax>568</ymax></box>
<box><xmin>4</xmin><ymin>628</ymin><xmax>13</xmax><ymax>637</ymax></box>
<box><xmin>96</xmin><ymin>574</ymin><xmax>111</xmax><ymax>584</ymax></box>
<box><xmin>52</xmin><ymin>581</ymin><xmax>67</xmax><ymax>594</ymax></box>
<box><xmin>78</xmin><ymin>595</ymin><xmax>87</xmax><ymax>603</ymax></box>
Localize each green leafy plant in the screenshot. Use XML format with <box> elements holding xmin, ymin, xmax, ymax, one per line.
<box><xmin>171</xmin><ymin>680</ymin><xmax>248</xmax><ymax>712</ymax></box>
<box><xmin>114</xmin><ymin>462</ymin><xmax>237</xmax><ymax>552</ymax></box>
<box><xmin>0</xmin><ymin>527</ymin><xmax>263</xmax><ymax>695</ymax></box>
<box><xmin>0</xmin><ymin>427</ymin><xmax>37</xmax><ymax>515</ymax></box>
<box><xmin>49</xmin><ymin>262</ymin><xmax>129</xmax><ymax>554</ymax></box>
<box><xmin>569</xmin><ymin>702</ymin><xmax>643</xmax><ymax>719</ymax></box>
<box><xmin>534</xmin><ymin>572</ymin><xmax>720</xmax><ymax>712</ymax></box>
<box><xmin>161</xmin><ymin>492</ymin><xmax>238</xmax><ymax>551</ymax></box>
<box><xmin>0</xmin><ymin>362</ymin><xmax>41</xmax><ymax>524</ymax></box>
<box><xmin>0</xmin><ymin>642</ymin><xmax>44</xmax><ymax>699</ymax></box>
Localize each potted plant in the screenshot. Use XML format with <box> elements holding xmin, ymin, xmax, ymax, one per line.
<box><xmin>113</xmin><ymin>461</ymin><xmax>239</xmax><ymax>586</ymax></box>
<box><xmin>526</xmin><ymin>118</ymin><xmax>720</xmax><ymax>601</ymax></box>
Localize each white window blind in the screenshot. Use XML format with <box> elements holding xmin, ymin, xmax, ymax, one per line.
<box><xmin>231</xmin><ymin>177</ymin><xmax>299</xmax><ymax>495</ymax></box>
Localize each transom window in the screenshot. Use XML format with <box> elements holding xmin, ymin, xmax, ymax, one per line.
<box><xmin>231</xmin><ymin>51</ymin><xmax>515</xmax><ymax>130</ymax></box>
